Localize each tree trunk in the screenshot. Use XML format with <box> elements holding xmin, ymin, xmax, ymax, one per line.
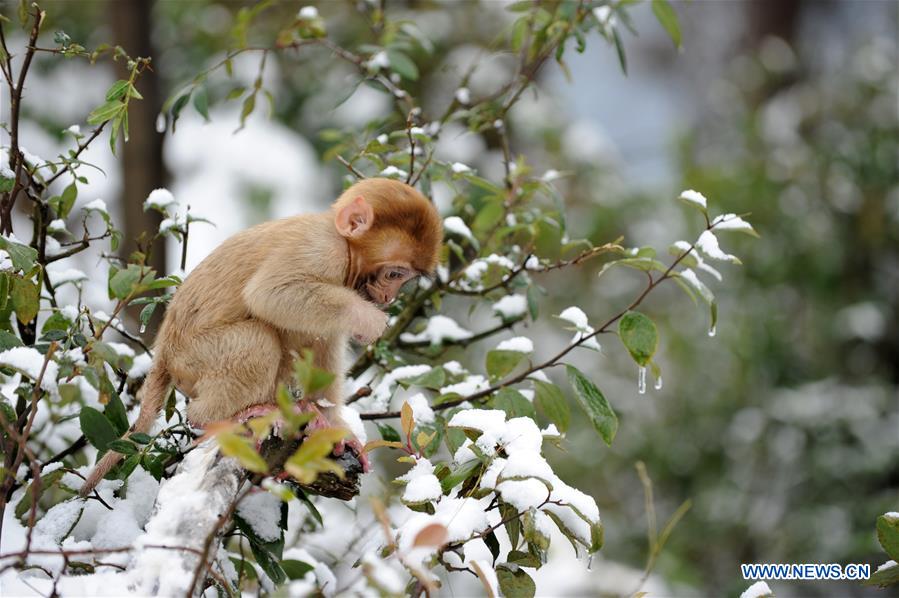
<box><xmin>109</xmin><ymin>0</ymin><xmax>168</xmax><ymax>335</ymax></box>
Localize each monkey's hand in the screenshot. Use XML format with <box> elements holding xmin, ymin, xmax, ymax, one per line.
<box><xmin>350</xmin><ymin>302</ymin><xmax>388</xmax><ymax>345</ymax></box>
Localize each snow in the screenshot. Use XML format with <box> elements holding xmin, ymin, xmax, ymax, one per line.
<box><xmin>496</xmin><ymin>479</ymin><xmax>549</xmax><ymax>510</ymax></box>
<box><xmin>406</xmin><ymin>393</ymin><xmax>435</xmax><ymax>425</ymax></box>
<box><xmin>47</xmin><ymin>218</ymin><xmax>68</xmax><ymax>234</ymax></box>
<box><xmin>361</xmin><ymin>553</ymin><xmax>405</xmax><ymax>594</ymax></box>
<box><xmin>495</xmin><ymin>336</ymin><xmax>533</xmax><ymax>353</ymax></box>
<box><xmin>542</xmin><ymin>423</ymin><xmax>560</xmax><ymax>436</ymax></box>
<box><xmin>672</xmin><ymin>240</ymin><xmax>722</xmax><ymax>281</ymax></box>
<box><xmin>557</xmin><ymin>306</ymin><xmax>589</xmax><ymax>330</ymax></box>
<box><xmin>876</xmin><ymin>560</ymin><xmax>897</xmax><ymax>573</ymax></box>
<box><xmin>443</xmin><ymin>216</ymin><xmax>474</xmax><ymax>241</ymax></box>
<box><xmin>740</xmin><ymin>581</ymin><xmax>773</xmax><ymax>598</ymax></box>
<box><xmin>128</xmin><ymin>353</ymin><xmax>153</xmax><ymax>378</ymax></box>
<box><xmin>105</xmin><ymin>341</ymin><xmax>135</xmax><ymax>358</ymax></box>
<box><xmin>712</xmin><ymin>213</ymin><xmax>755</xmax><ymax>233</ymax></box>
<box><xmin>66</xmin><ymin>124</ymin><xmax>81</xmax><ymax>135</ymax></box>
<box><xmin>379</xmin><ymin>166</ymin><xmax>408</xmax><ymax>179</ymax></box>
<box><xmin>368</xmin><ymin>51</ymin><xmax>390</xmax><ymax>69</ymax></box>
<box><xmin>47</xmin><ymin>267</ymin><xmax>88</xmax><ymax>286</ymax></box>
<box><xmin>679</xmin><ymin>189</ymin><xmax>708</xmax><ymax>209</ymax></box>
<box><xmin>454</xmin><ymin>87</ymin><xmax>471</xmax><ymax>104</ymax></box>
<box><xmin>143</xmin><ymin>188</ymin><xmax>177</xmax><ymax>212</ymax></box>
<box><xmin>696</xmin><ymin>230</ymin><xmax>740</xmax><ymax>263</ymax></box>
<box><xmin>82</xmin><ymin>198</ymin><xmax>108</xmax><ymax>213</ymax></box>
<box><xmin>448</xmin><ymin>408</ymin><xmax>507</xmax><ymax>435</ymax></box>
<box><xmin>400</xmin><ymin>315</ymin><xmax>473</xmax><ymax>345</ymax></box>
<box><xmin>297</xmin><ymin>5</ymin><xmax>319</xmax><ymax>19</ymax></box>
<box><xmin>442</xmin><ymin>360</ymin><xmax>466</xmax><ymax>376</ymax></box>
<box><xmin>450</xmin><ymin>162</ymin><xmax>472</xmax><ymax>174</ymax></box>
<box><xmin>33</xmin><ymin>499</ymin><xmax>84</xmax><ymax>543</ymax></box>
<box><xmin>365</xmin><ymin>364</ymin><xmax>433</xmax><ymax>411</ymax></box>
<box><xmin>492</xmin><ymin>294</ymin><xmax>528</xmax><ymax>319</ymax></box>
<box><xmin>398</xmin><ymin>458</ymin><xmax>442</xmax><ymax>504</ymax></box>
<box><xmin>0</xmin><ymin>347</ymin><xmax>58</xmax><ymax>391</ymax></box>
<box><xmin>882</xmin><ymin>511</ymin><xmax>899</xmax><ymax>522</ymax></box>
<box><xmin>440</xmin><ymin>374</ymin><xmax>489</xmax><ymax>397</ymax></box>
<box><xmin>237</xmin><ymin>489</ymin><xmax>282</xmax><ymax>542</ymax></box>
<box><xmin>339</xmin><ymin>404</ymin><xmax>367</xmax><ymax>444</ymax></box>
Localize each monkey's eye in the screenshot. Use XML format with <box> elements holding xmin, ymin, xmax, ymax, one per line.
<box><xmin>387</xmin><ymin>270</ymin><xmax>405</xmax><ymax>280</ymax></box>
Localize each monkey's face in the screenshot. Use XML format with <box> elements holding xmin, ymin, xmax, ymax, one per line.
<box><xmin>359</xmin><ymin>263</ymin><xmax>419</xmax><ymax>307</ymax></box>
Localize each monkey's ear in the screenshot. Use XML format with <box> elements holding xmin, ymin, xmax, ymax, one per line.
<box><xmin>335</xmin><ymin>195</ymin><xmax>374</xmax><ymax>238</ymax></box>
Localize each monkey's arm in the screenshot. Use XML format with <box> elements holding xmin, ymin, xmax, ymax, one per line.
<box><xmin>243</xmin><ymin>268</ymin><xmax>385</xmax><ymax>341</ymax></box>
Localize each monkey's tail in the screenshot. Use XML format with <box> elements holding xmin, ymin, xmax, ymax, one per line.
<box><xmin>79</xmin><ymin>363</ymin><xmax>172</xmax><ymax>497</ymax></box>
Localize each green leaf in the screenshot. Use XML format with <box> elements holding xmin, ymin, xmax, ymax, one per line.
<box><xmin>472</xmin><ymin>199</ymin><xmax>504</xmax><ymax>236</ymax></box>
<box><xmin>118</xmin><ymin>454</ymin><xmax>140</xmax><ymax>479</ymax></box>
<box><xmin>386</xmin><ymin>49</ymin><xmax>419</xmax><ymax>80</ymax></box>
<box><xmin>105</xmin><ymin>392</ymin><xmax>129</xmax><ymax>436</ymax></box>
<box><xmin>507</xmin><ymin>549</ymin><xmax>541</xmax><ymax>568</ymax></box>
<box><xmin>0</xmin><ymin>237</ymin><xmax>38</xmax><ymax>272</ymax></box>
<box><xmin>87</xmin><ymin>100</ymin><xmax>125</xmax><ymax>125</ymax></box>
<box><xmin>217</xmin><ymin>432</ymin><xmax>269</xmax><ymax>473</ymax></box>
<box><xmin>239</xmin><ymin>93</ymin><xmax>256</xmax><ymax>127</ymax></box>
<box><xmin>0</xmin><ymin>272</ymin><xmax>7</xmax><ymax>311</ymax></box>
<box><xmin>130</xmin><ymin>432</ymin><xmax>152</xmax><ymax>445</ymax></box>
<box><xmin>15</xmin><ymin>468</ymin><xmax>67</xmax><ymax>521</ymax></box>
<box><xmin>108</xmin><ymin>266</ymin><xmax>142</xmax><ymax>300</ymax></box>
<box><xmin>281</xmin><ymin>559</ymin><xmax>314</xmax><ymax>580</ymax></box>
<box><xmin>0</xmin><ymin>330</ymin><xmax>23</xmax><ymax>351</ymax></box>
<box><xmin>493</xmin><ymin>388</ymin><xmax>536</xmax><ymax>420</ymax></box>
<box><xmin>170</xmin><ymin>92</ymin><xmax>191</xmax><ymax>131</ymax></box>
<box><xmin>404</xmin><ymin>367</ymin><xmax>446</xmax><ymax>390</ymax></box>
<box><xmin>877</xmin><ymin>514</ymin><xmax>899</xmax><ymax>562</ymax></box>
<box><xmin>864</xmin><ymin>561</ymin><xmax>899</xmax><ymax>588</ymax></box>
<box><xmin>534</xmin><ymin>219</ymin><xmax>563</xmax><ymax>261</ymax></box>
<box><xmin>618</xmin><ymin>311</ymin><xmax>659</xmax><ymax>367</ymax></box>
<box><xmin>234</xmin><ymin>513</ymin><xmax>287</xmax><ymax>584</ymax></box>
<box><xmin>497</xmin><ymin>565</ymin><xmax>536</xmax><ymax>598</ymax></box>
<box><xmin>440</xmin><ymin>460</ymin><xmax>481</xmax><ymax>493</ymax></box>
<box><xmin>566</xmin><ymin>365</ymin><xmax>617</xmax><ymax>446</ymax></box>
<box><xmin>80</xmin><ymin>406</ymin><xmax>118</xmax><ymax>451</ymax></box>
<box><xmin>105</xmin><ymin>79</ymin><xmax>130</xmax><ymax>102</ymax></box>
<box><xmin>107</xmin><ymin>439</ymin><xmax>138</xmax><ymax>455</ymax></box>
<box><xmin>193</xmin><ymin>86</ymin><xmax>210</xmax><ymax>121</ymax></box>
<box><xmin>377</xmin><ymin>423</ymin><xmax>402</xmax><ymax>442</ymax></box>
<box><xmin>612</xmin><ymin>27</ymin><xmax>628</xmax><ymax>75</ymax></box>
<box><xmin>294</xmin><ymin>350</ymin><xmax>336</xmax><ymax>395</ymax></box>
<box><xmin>673</xmin><ymin>271</ymin><xmax>717</xmax><ymax>334</ymax></box>
<box><xmin>292</xmin><ymin>486</ymin><xmax>324</xmax><ymax>526</ymax></box>
<box><xmin>651</xmin><ymin>0</ymin><xmax>682</xmax><ymax>49</ymax></box>
<box><xmin>11</xmin><ymin>276</ymin><xmax>40</xmax><ymax>323</ymax></box>
<box><xmin>486</xmin><ymin>350</ymin><xmax>525</xmax><ymax>380</ymax></box>
<box><xmin>534</xmin><ymin>380</ymin><xmax>570</xmax><ymax>433</ymax></box>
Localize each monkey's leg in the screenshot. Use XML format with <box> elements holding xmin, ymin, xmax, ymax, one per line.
<box><xmin>173</xmin><ymin>321</ymin><xmax>282</xmax><ymax>426</ymax></box>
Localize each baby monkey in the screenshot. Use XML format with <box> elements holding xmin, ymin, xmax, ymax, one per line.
<box><xmin>81</xmin><ymin>178</ymin><xmax>443</xmax><ymax>496</ymax></box>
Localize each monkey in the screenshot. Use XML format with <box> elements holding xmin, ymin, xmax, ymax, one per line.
<box><xmin>80</xmin><ymin>178</ymin><xmax>443</xmax><ymax>497</ymax></box>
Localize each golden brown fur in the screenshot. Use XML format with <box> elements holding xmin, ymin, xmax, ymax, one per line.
<box><xmin>80</xmin><ymin>178</ymin><xmax>442</xmax><ymax>496</ymax></box>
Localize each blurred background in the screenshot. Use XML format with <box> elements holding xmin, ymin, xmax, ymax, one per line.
<box><xmin>4</xmin><ymin>0</ymin><xmax>897</xmax><ymax>595</ymax></box>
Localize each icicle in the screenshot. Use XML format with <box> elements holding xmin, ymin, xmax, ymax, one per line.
<box><xmin>654</xmin><ymin>376</ymin><xmax>663</xmax><ymax>391</ymax></box>
<box><xmin>139</xmin><ymin>323</ymin><xmax>147</xmax><ymax>334</ymax></box>
<box><xmin>155</xmin><ymin>113</ymin><xmax>166</xmax><ymax>133</ymax></box>
<box><xmin>708</xmin><ymin>323</ymin><xmax>717</xmax><ymax>337</ymax></box>
<box><xmin>637</xmin><ymin>366</ymin><xmax>646</xmax><ymax>394</ymax></box>
<box><xmin>587</xmin><ymin>554</ymin><xmax>594</xmax><ymax>571</ymax></box>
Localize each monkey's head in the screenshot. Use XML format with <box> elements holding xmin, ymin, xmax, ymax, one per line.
<box><xmin>333</xmin><ymin>178</ymin><xmax>443</xmax><ymax>306</ymax></box>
